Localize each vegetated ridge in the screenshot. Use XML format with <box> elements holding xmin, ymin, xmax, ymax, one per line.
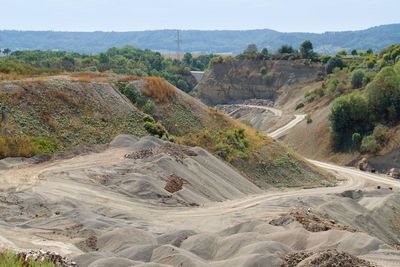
<box><xmin>1</xmin><ymin>24</ymin><xmax>399</xmax><ymax>54</ymax></box>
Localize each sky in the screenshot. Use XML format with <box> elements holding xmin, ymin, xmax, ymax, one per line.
<box><xmin>0</xmin><ymin>0</ymin><xmax>399</xmax><ymax>33</ymax></box>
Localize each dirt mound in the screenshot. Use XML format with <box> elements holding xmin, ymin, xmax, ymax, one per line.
<box><xmin>289</xmin><ymin>208</ymin><xmax>356</xmax><ymax>233</ymax></box>
<box><xmin>125</xmin><ymin>142</ymin><xmax>198</xmax><ymax>163</ymax></box>
<box><xmin>281</xmin><ymin>249</ymin><xmax>376</xmax><ymax>267</ymax></box>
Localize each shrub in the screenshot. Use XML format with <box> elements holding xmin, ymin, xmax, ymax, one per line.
<box><xmin>327</xmin><ymin>78</ymin><xmax>339</xmax><ymax>95</ymax></box>
<box><xmin>373</xmin><ymin>124</ymin><xmax>389</xmax><ymax>143</ymax></box>
<box><xmin>351</xmin><ymin>70</ymin><xmax>364</xmax><ymax>88</ymax></box>
<box><xmin>305</xmin><ymin>114</ymin><xmax>312</xmax><ymax>124</ymax></box>
<box><xmin>259</xmin><ymin>66</ymin><xmax>267</xmax><ymax>75</ymax></box>
<box><xmin>143</xmin><ymin>114</ymin><xmax>155</xmax><ymax>123</ymax></box>
<box><xmin>32</xmin><ymin>137</ymin><xmax>58</xmax><ymax>154</ymax></box>
<box><xmin>362</xmin><ymin>72</ymin><xmax>375</xmax><ymax>85</ymax></box>
<box><xmin>314</xmin><ymin>86</ymin><xmax>324</xmax><ymax>98</ymax></box>
<box><xmin>144</xmin><ymin>121</ymin><xmax>168</xmax><ymax>138</ymax></box>
<box><xmin>366</xmin><ymin>67</ymin><xmax>400</xmax><ymax>122</ymax></box>
<box><xmin>326</xmin><ymin>57</ymin><xmax>345</xmax><ymax>74</ymax></box>
<box><xmin>295</xmin><ymin>102</ymin><xmax>305</xmax><ymax>110</ymax></box>
<box><xmin>262</xmin><ymin>73</ymin><xmax>274</xmax><ymax>85</ymax></box>
<box><xmin>360</xmin><ymin>135</ymin><xmax>379</xmax><ymax>153</ymax></box>
<box><xmin>352</xmin><ymin>133</ymin><xmax>361</xmax><ymax>146</ymax></box>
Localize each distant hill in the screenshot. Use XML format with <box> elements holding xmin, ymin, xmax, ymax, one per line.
<box><xmin>0</xmin><ymin>24</ymin><xmax>399</xmax><ymax>54</ymax></box>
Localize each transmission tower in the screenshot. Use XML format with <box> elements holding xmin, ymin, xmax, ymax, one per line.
<box><xmin>175</xmin><ymin>30</ymin><xmax>181</xmax><ymax>61</ymax></box>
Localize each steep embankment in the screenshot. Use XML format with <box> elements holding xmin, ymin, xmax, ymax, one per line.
<box><xmin>0</xmin><ymin>77</ymin><xmax>147</xmax><ymax>151</ymax></box>
<box><xmin>197</xmin><ymin>59</ymin><xmax>323</xmax><ymax>106</ymax></box>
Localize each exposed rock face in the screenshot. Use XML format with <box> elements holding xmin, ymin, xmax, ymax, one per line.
<box><xmin>389</xmin><ymin>168</ymin><xmax>400</xmax><ymax>179</ymax></box>
<box><xmin>197</xmin><ymin>59</ymin><xmax>323</xmax><ymax>105</ymax></box>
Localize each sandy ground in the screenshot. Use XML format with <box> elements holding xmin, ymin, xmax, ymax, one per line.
<box><xmin>1</xmin><ymin>111</ymin><xmax>400</xmax><ymax>266</ymax></box>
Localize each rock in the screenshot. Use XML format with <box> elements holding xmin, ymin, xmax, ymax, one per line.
<box><xmin>388</xmin><ymin>168</ymin><xmax>400</xmax><ymax>179</ymax></box>
<box><xmin>357</xmin><ymin>158</ymin><xmax>371</xmax><ymax>171</ymax></box>
<box><xmin>269</xmin><ymin>216</ymin><xmax>296</xmax><ymax>226</ymax></box>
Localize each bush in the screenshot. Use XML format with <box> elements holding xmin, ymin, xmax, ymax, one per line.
<box><xmin>262</xmin><ymin>73</ymin><xmax>274</xmax><ymax>85</ymax></box>
<box><xmin>259</xmin><ymin>66</ymin><xmax>267</xmax><ymax>75</ymax></box>
<box><xmin>143</xmin><ymin>121</ymin><xmax>168</xmax><ymax>138</ymax></box>
<box><xmin>373</xmin><ymin>124</ymin><xmax>389</xmax><ymax>143</ymax></box>
<box><xmin>314</xmin><ymin>86</ymin><xmax>324</xmax><ymax>98</ymax></box>
<box><xmin>352</xmin><ymin>133</ymin><xmax>361</xmax><ymax>146</ymax></box>
<box><xmin>360</xmin><ymin>135</ymin><xmax>379</xmax><ymax>153</ymax></box>
<box><xmin>351</xmin><ymin>70</ymin><xmax>364</xmax><ymax>88</ymax></box>
<box><xmin>327</xmin><ymin>78</ymin><xmax>339</xmax><ymax>95</ymax></box>
<box><xmin>362</xmin><ymin>72</ymin><xmax>375</xmax><ymax>85</ymax></box>
<box><xmin>295</xmin><ymin>102</ymin><xmax>305</xmax><ymax>110</ymax></box>
<box><xmin>143</xmin><ymin>114</ymin><xmax>155</xmax><ymax>123</ymax></box>
<box><xmin>305</xmin><ymin>114</ymin><xmax>312</xmax><ymax>124</ymax></box>
<box><xmin>366</xmin><ymin>67</ymin><xmax>400</xmax><ymax>122</ymax></box>
<box><xmin>326</xmin><ymin>57</ymin><xmax>345</xmax><ymax>74</ymax></box>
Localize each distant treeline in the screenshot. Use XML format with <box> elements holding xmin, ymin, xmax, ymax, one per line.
<box><xmin>0</xmin><ymin>24</ymin><xmax>400</xmax><ymax>54</ymax></box>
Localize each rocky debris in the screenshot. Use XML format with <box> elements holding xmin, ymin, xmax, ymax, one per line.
<box><xmin>389</xmin><ymin>168</ymin><xmax>400</xmax><ymax>179</ymax></box>
<box><xmin>125</xmin><ymin>142</ymin><xmax>198</xmax><ymax>163</ymax></box>
<box><xmin>289</xmin><ymin>208</ymin><xmax>356</xmax><ymax>233</ymax></box>
<box><xmin>242</xmin><ymin>98</ymin><xmax>274</xmax><ymax>106</ymax></box>
<box><xmin>17</xmin><ymin>249</ymin><xmax>77</xmax><ymax>266</ymax></box>
<box><xmin>357</xmin><ymin>158</ymin><xmax>372</xmax><ymax>172</ymax></box>
<box><xmin>164</xmin><ymin>174</ymin><xmax>188</xmax><ymax>193</ymax></box>
<box><xmin>281</xmin><ymin>249</ymin><xmax>377</xmax><ymax>267</ymax></box>
<box><xmin>269</xmin><ymin>215</ymin><xmax>296</xmax><ymax>226</ymax></box>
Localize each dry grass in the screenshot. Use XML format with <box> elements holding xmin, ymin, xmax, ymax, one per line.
<box><xmin>0</xmin><ymin>134</ymin><xmax>40</xmax><ymax>158</ymax></box>
<box><xmin>141</xmin><ymin>77</ymin><xmax>176</xmax><ymax>103</ymax></box>
<box><xmin>117</xmin><ymin>75</ymin><xmax>141</xmax><ymax>82</ymax></box>
<box><xmin>46</xmin><ymin>89</ymin><xmax>79</xmax><ymax>107</ymax></box>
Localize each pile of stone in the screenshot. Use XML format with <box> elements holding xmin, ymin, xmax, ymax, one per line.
<box><xmin>388</xmin><ymin>168</ymin><xmax>400</xmax><ymax>179</ymax></box>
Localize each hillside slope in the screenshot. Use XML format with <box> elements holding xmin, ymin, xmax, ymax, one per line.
<box><xmin>0</xmin><ymin>75</ymin><xmax>331</xmax><ymax>188</ymax></box>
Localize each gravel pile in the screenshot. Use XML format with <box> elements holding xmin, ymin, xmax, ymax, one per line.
<box><xmin>281</xmin><ymin>249</ymin><xmax>377</xmax><ymax>267</ymax></box>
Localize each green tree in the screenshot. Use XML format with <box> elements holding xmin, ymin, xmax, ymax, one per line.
<box><xmin>351</xmin><ymin>49</ymin><xmax>357</xmax><ymax>56</ymax></box>
<box><xmin>244</xmin><ymin>44</ymin><xmax>258</xmax><ymax>54</ymax></box>
<box><xmin>365</xmin><ymin>66</ymin><xmax>400</xmax><ymax>122</ymax></box>
<box><xmin>336</xmin><ymin>50</ymin><xmax>347</xmax><ymax>56</ymax></box>
<box><xmin>328</xmin><ymin>92</ymin><xmax>371</xmax><ymax>145</ymax></box>
<box><xmin>366</xmin><ymin>48</ymin><xmax>373</xmax><ymax>55</ymax></box>
<box><xmin>183</xmin><ymin>52</ymin><xmax>193</xmax><ymax>65</ymax></box>
<box><xmin>278</xmin><ymin>44</ymin><xmax>294</xmax><ymax>54</ymax></box>
<box><xmin>325</xmin><ymin>56</ymin><xmax>345</xmax><ymax>74</ymax></box>
<box><xmin>261</xmin><ymin>48</ymin><xmax>268</xmax><ymax>56</ymax></box>
<box><xmin>2</xmin><ymin>48</ymin><xmax>11</xmax><ymax>55</ymax></box>
<box><xmin>300</xmin><ymin>40</ymin><xmax>313</xmax><ymax>59</ymax></box>
<box><xmin>351</xmin><ymin>70</ymin><xmax>365</xmax><ymax>88</ymax></box>
<box><xmin>99</xmin><ymin>52</ymin><xmax>110</xmax><ymax>64</ymax></box>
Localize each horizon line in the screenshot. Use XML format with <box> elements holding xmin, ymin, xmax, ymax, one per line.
<box><xmin>0</xmin><ymin>23</ymin><xmax>398</xmax><ymax>35</ymax></box>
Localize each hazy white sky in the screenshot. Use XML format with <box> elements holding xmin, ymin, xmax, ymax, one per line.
<box><xmin>0</xmin><ymin>0</ymin><xmax>398</xmax><ymax>32</ymax></box>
